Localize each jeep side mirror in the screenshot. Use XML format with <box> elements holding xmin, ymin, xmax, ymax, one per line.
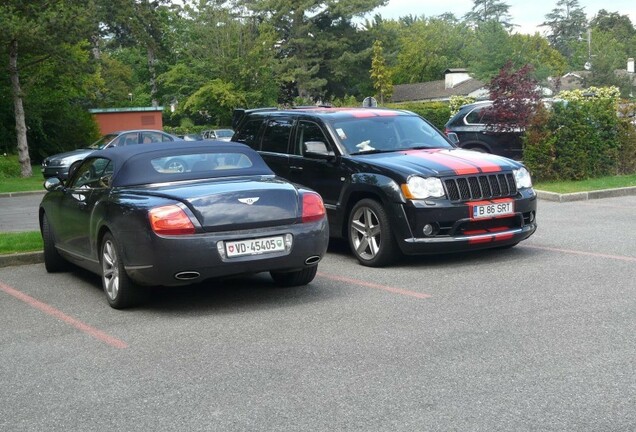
<box><xmin>304</xmin><ymin>141</ymin><xmax>334</xmax><ymax>159</ymax></box>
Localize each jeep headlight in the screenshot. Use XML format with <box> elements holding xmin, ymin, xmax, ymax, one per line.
<box><xmin>403</xmin><ymin>176</ymin><xmax>445</xmax><ymax>199</ymax></box>
<box><xmin>514</xmin><ymin>167</ymin><xmax>533</xmax><ymax>189</ymax></box>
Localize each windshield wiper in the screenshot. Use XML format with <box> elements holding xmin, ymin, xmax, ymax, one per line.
<box><xmin>404</xmin><ymin>145</ymin><xmax>437</xmax><ymax>150</ymax></box>
<box><xmin>349</xmin><ymin>149</ymin><xmax>397</xmax><ymax>155</ymax></box>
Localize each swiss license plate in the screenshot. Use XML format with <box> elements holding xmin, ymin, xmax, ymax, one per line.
<box><xmin>225</xmin><ymin>236</ymin><xmax>286</xmax><ymax>257</ymax></box>
<box><xmin>472</xmin><ymin>201</ymin><xmax>514</xmax><ymax>219</ymax></box>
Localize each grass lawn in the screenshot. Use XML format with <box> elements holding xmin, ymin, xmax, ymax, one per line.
<box><xmin>535</xmin><ymin>174</ymin><xmax>636</xmax><ymax>194</ymax></box>
<box><xmin>0</xmin><ymin>175</ymin><xmax>44</xmax><ymax>194</ymax></box>
<box><xmin>0</xmin><ymin>231</ymin><xmax>42</xmax><ymax>254</ymax></box>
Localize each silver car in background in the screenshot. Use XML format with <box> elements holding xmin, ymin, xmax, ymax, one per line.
<box><xmin>41</xmin><ymin>129</ymin><xmax>180</xmax><ymax>179</ymax></box>
<box><xmin>201</xmin><ymin>129</ymin><xmax>234</xmax><ymax>141</ymax></box>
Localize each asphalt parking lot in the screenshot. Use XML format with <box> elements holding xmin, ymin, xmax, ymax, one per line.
<box><xmin>1</xmin><ymin>195</ymin><xmax>635</xmax><ymax>431</ymax></box>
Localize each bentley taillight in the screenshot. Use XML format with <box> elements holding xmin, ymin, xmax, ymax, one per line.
<box><xmin>301</xmin><ymin>192</ymin><xmax>325</xmax><ymax>223</ymax></box>
<box><xmin>148</xmin><ymin>205</ymin><xmax>195</xmax><ymax>235</ymax></box>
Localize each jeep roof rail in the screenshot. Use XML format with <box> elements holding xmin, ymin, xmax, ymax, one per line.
<box><xmin>232</xmin><ymin>107</ymin><xmax>278</xmax><ymax>129</ymax></box>
<box><xmin>291</xmin><ymin>104</ymin><xmax>333</xmax><ymax>109</ymax></box>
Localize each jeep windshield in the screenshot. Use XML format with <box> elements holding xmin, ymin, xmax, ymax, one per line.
<box><xmin>330</xmin><ymin>115</ymin><xmax>453</xmax><ymax>155</ymax></box>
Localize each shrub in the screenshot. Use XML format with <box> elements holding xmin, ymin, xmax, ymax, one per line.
<box><xmin>0</xmin><ymin>154</ymin><xmax>22</xmax><ymax>178</ymax></box>
<box><xmin>523</xmin><ymin>105</ymin><xmax>557</xmax><ymax>180</ymax></box>
<box><xmin>385</xmin><ymin>101</ymin><xmax>451</xmax><ymax>130</ymax></box>
<box><xmin>523</xmin><ymin>86</ymin><xmax>634</xmax><ymax>181</ymax></box>
<box><xmin>617</xmin><ymin>103</ymin><xmax>636</xmax><ymax>175</ymax></box>
<box><xmin>331</xmin><ymin>95</ymin><xmax>359</xmax><ymax>107</ymax></box>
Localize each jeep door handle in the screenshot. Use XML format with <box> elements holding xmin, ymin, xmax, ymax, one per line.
<box><xmin>290</xmin><ymin>165</ymin><xmax>303</xmax><ymax>171</ymax></box>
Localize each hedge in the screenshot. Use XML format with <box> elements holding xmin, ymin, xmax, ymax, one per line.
<box><xmin>385</xmin><ymin>101</ymin><xmax>451</xmax><ymax>130</ymax></box>
<box><xmin>524</xmin><ymin>87</ymin><xmax>636</xmax><ymax>181</ymax></box>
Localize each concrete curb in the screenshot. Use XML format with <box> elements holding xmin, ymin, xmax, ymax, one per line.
<box><xmin>535</xmin><ymin>186</ymin><xmax>636</xmax><ymax>202</ymax></box>
<box><xmin>0</xmin><ymin>190</ymin><xmax>45</xmax><ymax>199</ymax></box>
<box><xmin>0</xmin><ymin>251</ymin><xmax>43</xmax><ymax>268</ymax></box>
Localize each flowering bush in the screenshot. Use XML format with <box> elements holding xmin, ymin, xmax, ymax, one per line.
<box><xmin>449</xmin><ymin>96</ymin><xmax>476</xmax><ymax>117</ymax></box>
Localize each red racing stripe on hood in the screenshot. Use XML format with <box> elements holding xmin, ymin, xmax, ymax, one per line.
<box><xmin>443</xmin><ymin>151</ymin><xmax>502</xmax><ymax>173</ymax></box>
<box><xmin>403</xmin><ymin>149</ymin><xmax>502</xmax><ymax>175</ymax></box>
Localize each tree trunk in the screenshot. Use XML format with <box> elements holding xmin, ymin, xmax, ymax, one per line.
<box><xmin>91</xmin><ymin>33</ymin><xmax>101</xmax><ymax>60</ymax></box>
<box><xmin>9</xmin><ymin>39</ymin><xmax>32</xmax><ymax>177</ymax></box>
<box><xmin>147</xmin><ymin>46</ymin><xmax>158</xmax><ymax>107</ymax></box>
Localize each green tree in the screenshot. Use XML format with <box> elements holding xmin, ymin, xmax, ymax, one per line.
<box><xmin>587</xmin><ymin>11</ymin><xmax>636</xmax><ymax>95</ymax></box>
<box><xmin>467</xmin><ymin>21</ymin><xmax>514</xmax><ymax>80</ymax></box>
<box><xmin>589</xmin><ymin>9</ymin><xmax>636</xmax><ymax>41</ymax></box>
<box><xmin>509</xmin><ymin>33</ymin><xmax>567</xmax><ymax>82</ymax></box>
<box><xmin>157</xmin><ymin>2</ymin><xmax>279</xmax><ymax>118</ymax></box>
<box><xmin>183</xmin><ymin>79</ymin><xmax>247</xmax><ymax>126</ymax></box>
<box><xmin>96</xmin><ymin>0</ymin><xmax>172</xmax><ymax>107</ymax></box>
<box><xmin>240</xmin><ymin>0</ymin><xmax>387</xmax><ymax>102</ymax></box>
<box><xmin>586</xmin><ymin>30</ymin><xmax>632</xmax><ymax>95</ymax></box>
<box><xmin>370</xmin><ymin>40</ymin><xmax>392</xmax><ymax>104</ymax></box>
<box><xmin>392</xmin><ymin>17</ymin><xmax>472</xmax><ymax>84</ymax></box>
<box><xmin>0</xmin><ymin>0</ymin><xmax>92</xmax><ymax>176</ymax></box>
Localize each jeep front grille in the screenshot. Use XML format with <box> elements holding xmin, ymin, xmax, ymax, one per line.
<box><xmin>444</xmin><ymin>173</ymin><xmax>517</xmax><ymax>202</ymax></box>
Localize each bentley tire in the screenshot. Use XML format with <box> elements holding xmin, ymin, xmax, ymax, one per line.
<box><xmin>101</xmin><ymin>232</ymin><xmax>141</xmax><ymax>309</ymax></box>
<box><xmin>270</xmin><ymin>265</ymin><xmax>318</xmax><ymax>287</ymax></box>
<box><xmin>42</xmin><ymin>214</ymin><xmax>67</xmax><ymax>272</ymax></box>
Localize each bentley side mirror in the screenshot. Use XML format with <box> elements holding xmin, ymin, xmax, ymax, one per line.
<box><xmin>44</xmin><ymin>177</ymin><xmax>64</xmax><ymax>192</ymax></box>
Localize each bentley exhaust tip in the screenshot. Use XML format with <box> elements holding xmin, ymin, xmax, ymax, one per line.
<box><xmin>174</xmin><ymin>271</ymin><xmax>201</xmax><ymax>281</ymax></box>
<box><xmin>305</xmin><ymin>256</ymin><xmax>321</xmax><ymax>265</ymax></box>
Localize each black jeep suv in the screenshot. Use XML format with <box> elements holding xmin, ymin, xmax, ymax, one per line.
<box><xmin>231</xmin><ymin>107</ymin><xmax>537</xmax><ymax>266</ymax></box>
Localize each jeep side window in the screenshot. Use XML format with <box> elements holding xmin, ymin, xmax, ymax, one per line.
<box><xmin>233</xmin><ymin>118</ymin><xmax>263</xmax><ymax>150</ymax></box>
<box><xmin>296</xmin><ymin>121</ymin><xmax>333</xmax><ymax>156</ymax></box>
<box><xmin>261</xmin><ymin>118</ymin><xmax>292</xmax><ymax>154</ymax></box>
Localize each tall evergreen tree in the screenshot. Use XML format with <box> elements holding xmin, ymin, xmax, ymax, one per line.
<box><xmin>464</xmin><ymin>0</ymin><xmax>514</xmax><ymax>30</ymax></box>
<box><xmin>541</xmin><ymin>0</ymin><xmax>587</xmax><ymax>64</ymax></box>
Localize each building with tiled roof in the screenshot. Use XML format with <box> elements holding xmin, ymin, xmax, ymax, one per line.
<box><xmin>391</xmin><ymin>69</ymin><xmax>488</xmax><ymax>103</ymax></box>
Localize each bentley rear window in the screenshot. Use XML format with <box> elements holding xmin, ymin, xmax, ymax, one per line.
<box><xmin>151</xmin><ymin>152</ymin><xmax>253</xmax><ymax>174</ymax></box>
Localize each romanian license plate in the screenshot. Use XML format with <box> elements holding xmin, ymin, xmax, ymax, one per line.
<box><xmin>225</xmin><ymin>236</ymin><xmax>286</xmax><ymax>257</ymax></box>
<box><xmin>472</xmin><ymin>201</ymin><xmax>514</xmax><ymax>219</ymax></box>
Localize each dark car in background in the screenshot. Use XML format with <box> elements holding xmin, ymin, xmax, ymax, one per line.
<box><xmin>444</xmin><ymin>101</ymin><xmax>524</xmax><ymax>160</ymax></box>
<box><xmin>231</xmin><ymin>107</ymin><xmax>537</xmax><ymax>267</ymax></box>
<box><xmin>41</xmin><ymin>129</ymin><xmax>180</xmax><ymax>179</ymax></box>
<box><xmin>39</xmin><ymin>141</ymin><xmax>328</xmax><ymax>309</ymax></box>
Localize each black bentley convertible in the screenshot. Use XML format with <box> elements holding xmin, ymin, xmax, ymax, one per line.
<box><xmin>39</xmin><ymin>141</ymin><xmax>329</xmax><ymax>309</ymax></box>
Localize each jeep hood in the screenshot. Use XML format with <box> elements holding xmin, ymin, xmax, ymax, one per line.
<box><xmin>356</xmin><ymin>148</ymin><xmax>522</xmax><ymax>177</ymax></box>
